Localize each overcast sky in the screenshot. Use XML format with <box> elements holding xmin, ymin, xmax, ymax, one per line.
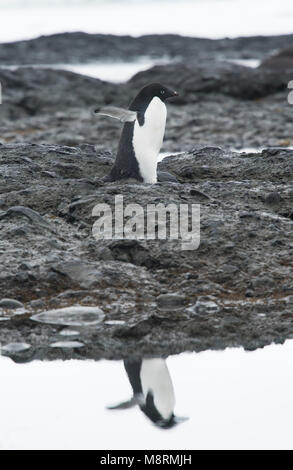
<box><xmin>1</xmin><ymin>0</ymin><xmax>293</xmax><ymax>43</ymax></box>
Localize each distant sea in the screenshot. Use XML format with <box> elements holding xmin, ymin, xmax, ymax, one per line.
<box><xmin>1</xmin><ymin>0</ymin><xmax>293</xmax><ymax>43</ymax></box>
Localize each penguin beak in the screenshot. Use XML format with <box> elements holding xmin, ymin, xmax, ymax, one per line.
<box><xmin>165</xmin><ymin>89</ymin><xmax>179</xmax><ymax>100</ymax></box>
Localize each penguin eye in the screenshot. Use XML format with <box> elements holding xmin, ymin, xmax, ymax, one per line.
<box><xmin>160</xmin><ymin>90</ymin><xmax>165</xmax><ymax>95</ymax></box>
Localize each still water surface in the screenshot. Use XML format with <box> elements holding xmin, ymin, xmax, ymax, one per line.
<box><xmin>1</xmin><ymin>340</ymin><xmax>293</xmax><ymax>450</ymax></box>
<box><xmin>0</xmin><ymin>58</ymin><xmax>170</xmax><ymax>82</ymax></box>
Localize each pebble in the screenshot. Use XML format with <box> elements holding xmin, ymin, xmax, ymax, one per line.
<box><xmin>221</xmin><ymin>264</ymin><xmax>239</xmax><ymax>273</ymax></box>
<box><xmin>50</xmin><ymin>341</ymin><xmax>84</xmax><ymax>349</ymax></box>
<box><xmin>156</xmin><ymin>293</ymin><xmax>186</xmax><ymax>310</ymax></box>
<box><xmin>0</xmin><ymin>298</ymin><xmax>24</xmax><ymax>309</ymax></box>
<box><xmin>59</xmin><ymin>329</ymin><xmax>80</xmax><ymax>336</ymax></box>
<box><xmin>31</xmin><ymin>306</ymin><xmax>105</xmax><ymax>326</ymax></box>
<box><xmin>189</xmin><ymin>297</ymin><xmax>220</xmax><ymax>315</ymax></box>
<box><xmin>29</xmin><ymin>299</ymin><xmax>45</xmax><ymax>309</ymax></box>
<box><xmin>265</xmin><ymin>192</ymin><xmax>281</xmax><ymax>205</ymax></box>
<box><xmin>1</xmin><ymin>342</ymin><xmax>31</xmax><ymax>354</ymax></box>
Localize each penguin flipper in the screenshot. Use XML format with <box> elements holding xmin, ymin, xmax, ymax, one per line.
<box><xmin>107</xmin><ymin>394</ymin><xmax>144</xmax><ymax>410</ymax></box>
<box><xmin>94</xmin><ymin>106</ymin><xmax>137</xmax><ymax>122</ymax></box>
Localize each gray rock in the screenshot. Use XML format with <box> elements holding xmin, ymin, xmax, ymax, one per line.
<box><xmin>221</xmin><ymin>264</ymin><xmax>239</xmax><ymax>274</ymax></box>
<box><xmin>31</xmin><ymin>306</ymin><xmax>105</xmax><ymax>326</ymax></box>
<box><xmin>0</xmin><ymin>31</ymin><xmax>293</xmax><ymax>359</ymax></box>
<box><xmin>157</xmin><ymin>171</ymin><xmax>178</xmax><ymax>183</ymax></box>
<box><xmin>1</xmin><ymin>342</ymin><xmax>31</xmax><ymax>353</ymax></box>
<box><xmin>0</xmin><ymin>298</ymin><xmax>24</xmax><ymax>309</ymax></box>
<box><xmin>50</xmin><ymin>341</ymin><xmax>84</xmax><ymax>348</ymax></box>
<box><xmin>264</xmin><ymin>192</ymin><xmax>281</xmax><ymax>205</ymax></box>
<box><xmin>29</xmin><ymin>299</ymin><xmax>45</xmax><ymax>309</ymax></box>
<box><xmin>157</xmin><ymin>293</ymin><xmax>186</xmax><ymax>310</ymax></box>
<box><xmin>260</xmin><ymin>47</ymin><xmax>293</xmax><ymax>71</ymax></box>
<box><xmin>59</xmin><ymin>329</ymin><xmax>80</xmax><ymax>336</ymax></box>
<box><xmin>193</xmin><ymin>298</ymin><xmax>220</xmax><ymax>315</ymax></box>
<box><xmin>0</xmin><ymin>206</ymin><xmax>54</xmax><ymax>232</ymax></box>
<box><xmin>130</xmin><ymin>60</ymin><xmax>286</xmax><ymax>100</ymax></box>
<box><xmin>252</xmin><ymin>276</ymin><xmax>275</xmax><ymax>288</ymax></box>
<box><xmin>0</xmin><ymin>31</ymin><xmax>290</xmax><ymax>66</ymax></box>
<box><xmin>51</xmin><ymin>261</ymin><xmax>103</xmax><ymax>289</ymax></box>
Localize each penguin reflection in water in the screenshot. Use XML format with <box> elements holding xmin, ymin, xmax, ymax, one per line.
<box><xmin>107</xmin><ymin>358</ymin><xmax>188</xmax><ymax>429</ymax></box>
<box><xmin>94</xmin><ymin>83</ymin><xmax>178</xmax><ymax>184</ymax></box>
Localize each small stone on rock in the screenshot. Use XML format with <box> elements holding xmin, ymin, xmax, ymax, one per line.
<box><xmin>156</xmin><ymin>293</ymin><xmax>186</xmax><ymax>310</ymax></box>
<box><xmin>50</xmin><ymin>341</ymin><xmax>84</xmax><ymax>348</ymax></box>
<box><xmin>0</xmin><ymin>298</ymin><xmax>24</xmax><ymax>309</ymax></box>
<box><xmin>1</xmin><ymin>342</ymin><xmax>31</xmax><ymax>353</ymax></box>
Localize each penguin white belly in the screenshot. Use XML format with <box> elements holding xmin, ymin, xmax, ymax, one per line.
<box><xmin>140</xmin><ymin>358</ymin><xmax>175</xmax><ymax>420</ymax></box>
<box><xmin>132</xmin><ymin>97</ymin><xmax>167</xmax><ymax>184</ymax></box>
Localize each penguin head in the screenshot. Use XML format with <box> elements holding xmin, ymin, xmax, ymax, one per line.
<box><xmin>156</xmin><ymin>414</ymin><xmax>189</xmax><ymax>429</ymax></box>
<box><xmin>138</xmin><ymin>83</ymin><xmax>179</xmax><ymax>103</ymax></box>
<box><xmin>140</xmin><ymin>390</ymin><xmax>188</xmax><ymax>429</ymax></box>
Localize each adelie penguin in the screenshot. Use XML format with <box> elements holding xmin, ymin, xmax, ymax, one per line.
<box><xmin>94</xmin><ymin>83</ymin><xmax>178</xmax><ymax>184</ymax></box>
<box><xmin>107</xmin><ymin>358</ymin><xmax>188</xmax><ymax>428</ymax></box>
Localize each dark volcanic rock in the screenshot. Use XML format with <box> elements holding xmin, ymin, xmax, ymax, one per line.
<box><xmin>130</xmin><ymin>61</ymin><xmax>286</xmax><ymax>100</ymax></box>
<box><xmin>156</xmin><ymin>293</ymin><xmax>186</xmax><ymax>310</ymax></box>
<box><xmin>260</xmin><ymin>47</ymin><xmax>293</xmax><ymax>71</ymax></box>
<box><xmin>0</xmin><ymin>67</ymin><xmax>118</xmax><ymax>118</ymax></box>
<box><xmin>260</xmin><ymin>56</ymin><xmax>293</xmax><ymax>71</ymax></box>
<box><xmin>31</xmin><ymin>306</ymin><xmax>105</xmax><ymax>327</ymax></box>
<box><xmin>0</xmin><ymin>63</ymin><xmax>292</xmax><ymax>153</ymax></box>
<box><xmin>1</xmin><ymin>32</ymin><xmax>293</xmax><ymax>360</ymax></box>
<box><xmin>1</xmin><ymin>342</ymin><xmax>31</xmax><ymax>354</ymax></box>
<box><xmin>0</xmin><ymin>142</ymin><xmax>293</xmax><ymax>360</ymax></box>
<box><xmin>1</xmin><ymin>32</ymin><xmax>293</xmax><ymax>64</ymax></box>
<box><xmin>159</xmin><ymin>147</ymin><xmax>293</xmax><ymax>182</ymax></box>
<box><xmin>0</xmin><ymin>298</ymin><xmax>24</xmax><ymax>309</ymax></box>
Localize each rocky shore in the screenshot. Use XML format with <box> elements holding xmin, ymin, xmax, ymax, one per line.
<box><xmin>1</xmin><ymin>31</ymin><xmax>293</xmax><ymax>64</ymax></box>
<box><xmin>0</xmin><ymin>32</ymin><xmax>293</xmax><ymax>361</ymax></box>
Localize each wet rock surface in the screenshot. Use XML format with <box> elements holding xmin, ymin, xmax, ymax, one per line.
<box><xmin>0</xmin><ymin>142</ymin><xmax>293</xmax><ymax>361</ymax></box>
<box><xmin>0</xmin><ymin>33</ymin><xmax>293</xmax><ymax>361</ymax></box>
